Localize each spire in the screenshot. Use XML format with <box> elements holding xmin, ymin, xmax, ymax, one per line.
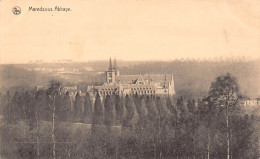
<box><xmin>171</xmin><ymin>74</ymin><xmax>174</xmax><ymax>84</ymax></box>
<box><xmin>164</xmin><ymin>74</ymin><xmax>167</xmax><ymax>87</ymax></box>
<box><xmin>113</xmin><ymin>57</ymin><xmax>120</xmax><ymax>76</ymax></box>
<box><xmin>113</xmin><ymin>57</ymin><xmax>117</xmax><ymax>69</ymax></box>
<box><xmin>109</xmin><ymin>57</ymin><xmax>113</xmax><ymax>71</ymax></box>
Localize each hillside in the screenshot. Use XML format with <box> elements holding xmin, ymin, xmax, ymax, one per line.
<box><xmin>120</xmin><ymin>59</ymin><xmax>260</xmax><ymax>99</ymax></box>
<box><xmin>0</xmin><ymin>59</ymin><xmax>259</xmax><ymax>99</ymax></box>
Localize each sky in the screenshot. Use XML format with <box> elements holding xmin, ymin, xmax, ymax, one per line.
<box><xmin>0</xmin><ymin>0</ymin><xmax>260</xmax><ymax>64</ymax></box>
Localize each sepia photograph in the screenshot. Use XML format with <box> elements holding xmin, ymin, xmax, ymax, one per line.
<box><xmin>0</xmin><ymin>0</ymin><xmax>260</xmax><ymax>158</ymax></box>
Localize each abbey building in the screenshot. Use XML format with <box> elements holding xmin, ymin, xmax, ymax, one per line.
<box><xmin>87</xmin><ymin>58</ymin><xmax>175</xmax><ymax>96</ymax></box>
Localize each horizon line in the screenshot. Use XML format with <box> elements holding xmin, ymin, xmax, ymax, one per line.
<box><xmin>1</xmin><ymin>56</ymin><xmax>260</xmax><ymax>65</ymax></box>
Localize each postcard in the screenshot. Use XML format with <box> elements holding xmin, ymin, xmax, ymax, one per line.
<box><xmin>0</xmin><ymin>0</ymin><xmax>260</xmax><ymax>158</ymax></box>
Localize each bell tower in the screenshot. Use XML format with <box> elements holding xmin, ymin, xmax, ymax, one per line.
<box><xmin>168</xmin><ymin>74</ymin><xmax>175</xmax><ymax>95</ymax></box>
<box><xmin>106</xmin><ymin>58</ymin><xmax>116</xmax><ymax>84</ymax></box>
<box><xmin>113</xmin><ymin>57</ymin><xmax>120</xmax><ymax>76</ymax></box>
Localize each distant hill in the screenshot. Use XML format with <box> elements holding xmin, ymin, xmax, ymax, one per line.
<box><xmin>120</xmin><ymin>59</ymin><xmax>260</xmax><ymax>99</ymax></box>
<box><xmin>0</xmin><ymin>59</ymin><xmax>259</xmax><ymax>99</ymax></box>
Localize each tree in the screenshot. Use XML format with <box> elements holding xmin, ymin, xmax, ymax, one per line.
<box><xmin>146</xmin><ymin>96</ymin><xmax>158</xmax><ymax>122</ymax></box>
<box><xmin>166</xmin><ymin>97</ymin><xmax>174</xmax><ymax>114</ymax></box>
<box><xmin>34</xmin><ymin>90</ymin><xmax>48</xmax><ymax>158</ymax></box>
<box><xmin>155</xmin><ymin>96</ymin><xmax>171</xmax><ymax>159</ymax></box>
<box><xmin>83</xmin><ymin>92</ymin><xmax>92</xmax><ymax>124</ymax></box>
<box><xmin>136</xmin><ymin>96</ymin><xmax>148</xmax><ymax>126</ymax></box>
<box><xmin>104</xmin><ymin>95</ymin><xmax>116</xmax><ymax>157</ymax></box>
<box><xmin>92</xmin><ymin>93</ymin><xmax>103</xmax><ymax>125</ymax></box>
<box><xmin>187</xmin><ymin>99</ymin><xmax>196</xmax><ymax>114</ymax></box>
<box><xmin>91</xmin><ymin>94</ymin><xmax>107</xmax><ymax>158</ymax></box>
<box><xmin>21</xmin><ymin>91</ymin><xmax>34</xmax><ymax>128</ymax></box>
<box><xmin>114</xmin><ymin>94</ymin><xmax>125</xmax><ymax>125</ymax></box>
<box><xmin>208</xmin><ymin>73</ymin><xmax>241</xmax><ymax>159</ymax></box>
<box><xmin>177</xmin><ymin>96</ymin><xmax>188</xmax><ymax>120</ymax></box>
<box><xmin>135</xmin><ymin>96</ymin><xmax>148</xmax><ymax>158</ymax></box>
<box><xmin>165</xmin><ymin>97</ymin><xmax>179</xmax><ymax>157</ymax></box>
<box><xmin>104</xmin><ymin>95</ymin><xmax>115</xmax><ymax>126</ymax></box>
<box><xmin>187</xmin><ymin>99</ymin><xmax>200</xmax><ymax>159</ymax></box>
<box><xmin>197</xmin><ymin>97</ymin><xmax>217</xmax><ymax>159</ymax></box>
<box><xmin>74</xmin><ymin>92</ymin><xmax>83</xmax><ymax>122</ymax></box>
<box><xmin>58</xmin><ymin>91</ymin><xmax>71</xmax><ymax>122</ymax></box>
<box><xmin>10</xmin><ymin>91</ymin><xmax>21</xmax><ymax>123</ymax></box>
<box><xmin>176</xmin><ymin>96</ymin><xmax>191</xmax><ymax>158</ymax></box>
<box><xmin>120</xmin><ymin>95</ymin><xmax>139</xmax><ymax>158</ymax></box>
<box><xmin>2</xmin><ymin>91</ymin><xmax>11</xmax><ymax>122</ymax></box>
<box><xmin>145</xmin><ymin>96</ymin><xmax>158</xmax><ymax>159</ymax></box>
<box><xmin>0</xmin><ymin>92</ymin><xmax>2</xmax><ymax>115</ymax></box>
<box><xmin>46</xmin><ymin>80</ymin><xmax>62</xmax><ymax>159</ymax></box>
<box><xmin>123</xmin><ymin>95</ymin><xmax>138</xmax><ymax>129</ymax></box>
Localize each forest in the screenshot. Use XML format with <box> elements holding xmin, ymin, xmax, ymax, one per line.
<box><xmin>0</xmin><ymin>73</ymin><xmax>259</xmax><ymax>159</ymax></box>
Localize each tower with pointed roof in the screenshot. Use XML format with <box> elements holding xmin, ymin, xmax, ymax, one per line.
<box><xmin>109</xmin><ymin>58</ymin><xmax>113</xmax><ymax>71</ymax></box>
<box><xmin>88</xmin><ymin>58</ymin><xmax>175</xmax><ymax>96</ymax></box>
<box><xmin>106</xmin><ymin>57</ymin><xmax>116</xmax><ymax>84</ymax></box>
<box><xmin>168</xmin><ymin>74</ymin><xmax>175</xmax><ymax>95</ymax></box>
<box><xmin>113</xmin><ymin>57</ymin><xmax>120</xmax><ymax>76</ymax></box>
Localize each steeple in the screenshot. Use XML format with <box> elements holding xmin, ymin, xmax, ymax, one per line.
<box><xmin>113</xmin><ymin>57</ymin><xmax>117</xmax><ymax>69</ymax></box>
<box><xmin>109</xmin><ymin>57</ymin><xmax>113</xmax><ymax>71</ymax></box>
<box><xmin>171</xmin><ymin>74</ymin><xmax>174</xmax><ymax>84</ymax></box>
<box><xmin>169</xmin><ymin>73</ymin><xmax>175</xmax><ymax>95</ymax></box>
<box><xmin>106</xmin><ymin>58</ymin><xmax>115</xmax><ymax>84</ymax></box>
<box><xmin>113</xmin><ymin>57</ymin><xmax>120</xmax><ymax>76</ymax></box>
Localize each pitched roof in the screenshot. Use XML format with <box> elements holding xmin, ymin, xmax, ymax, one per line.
<box><xmin>116</xmin><ymin>74</ymin><xmax>172</xmax><ymax>84</ymax></box>
<box><xmin>63</xmin><ymin>86</ymin><xmax>77</xmax><ymax>92</ymax></box>
<box><xmin>93</xmin><ymin>84</ymin><xmax>119</xmax><ymax>91</ymax></box>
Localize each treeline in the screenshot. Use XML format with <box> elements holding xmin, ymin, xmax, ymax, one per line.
<box><xmin>0</xmin><ymin>74</ymin><xmax>260</xmax><ymax>159</ymax></box>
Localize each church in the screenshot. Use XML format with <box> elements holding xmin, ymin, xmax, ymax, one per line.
<box><xmin>87</xmin><ymin>58</ymin><xmax>175</xmax><ymax>96</ymax></box>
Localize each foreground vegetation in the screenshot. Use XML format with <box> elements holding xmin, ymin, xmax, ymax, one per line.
<box><xmin>0</xmin><ymin>73</ymin><xmax>259</xmax><ymax>159</ymax></box>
